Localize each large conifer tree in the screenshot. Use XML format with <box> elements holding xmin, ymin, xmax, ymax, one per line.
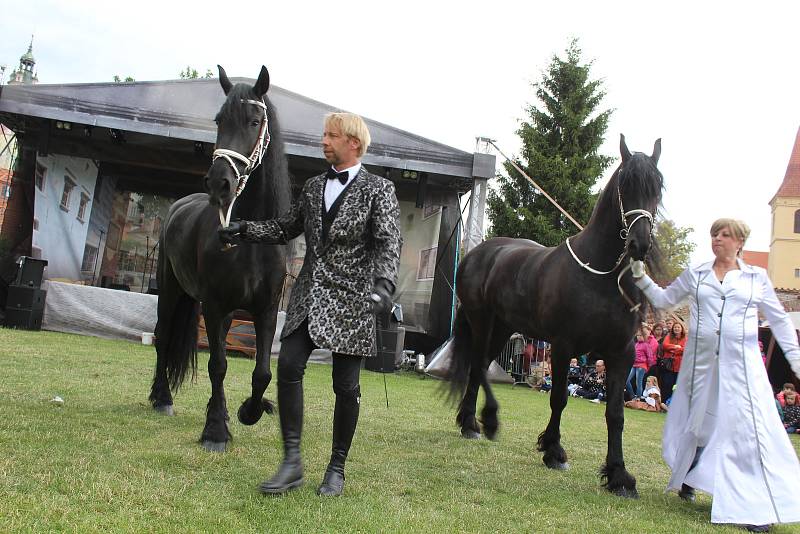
<box><xmin>487</xmin><ymin>40</ymin><xmax>613</xmax><ymax>246</ymax></box>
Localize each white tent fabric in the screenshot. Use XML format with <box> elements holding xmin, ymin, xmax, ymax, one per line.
<box><xmin>425</xmin><ymin>336</ymin><xmax>513</xmax><ymax>384</ymax></box>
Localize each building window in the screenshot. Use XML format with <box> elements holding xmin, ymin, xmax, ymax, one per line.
<box><xmin>417</xmin><ymin>246</ymin><xmax>437</xmax><ymax>280</ymax></box>
<box><xmin>795</xmin><ymin>268</ymin><xmax>800</xmax><ymax>278</ymax></box>
<box><xmin>423</xmin><ymin>204</ymin><xmax>441</xmax><ymax>219</ymax></box>
<box><xmin>794</xmin><ymin>209</ymin><xmax>800</xmax><ymax>234</ymax></box>
<box><xmin>33</xmin><ymin>218</ymin><xmax>39</xmax><ymax>231</ymax></box>
<box><xmin>60</xmin><ymin>176</ymin><xmax>76</xmax><ymax>211</ymax></box>
<box><xmin>35</xmin><ymin>162</ymin><xmax>47</xmax><ymax>191</ymax></box>
<box><xmin>77</xmin><ymin>193</ymin><xmax>90</xmax><ymax>222</ymax></box>
<box><xmin>1</xmin><ymin>184</ymin><xmax>10</xmax><ymax>199</ymax></box>
<box><xmin>81</xmin><ymin>244</ymin><xmax>98</xmax><ymax>272</ymax></box>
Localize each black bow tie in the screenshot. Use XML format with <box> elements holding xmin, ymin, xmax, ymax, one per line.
<box><xmin>326</xmin><ymin>168</ymin><xmax>349</xmax><ymax>185</ymax></box>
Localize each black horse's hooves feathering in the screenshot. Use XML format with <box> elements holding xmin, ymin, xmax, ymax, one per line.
<box><xmin>461</xmin><ymin>429</ymin><xmax>481</xmax><ymax>440</ymax></box>
<box><xmin>263</xmin><ymin>399</ymin><xmax>275</xmax><ymax>415</ymax></box>
<box><xmin>544</xmin><ymin>459</ymin><xmax>570</xmax><ymax>471</ymax></box>
<box><xmin>612</xmin><ymin>487</ymin><xmax>640</xmax><ymax>499</ymax></box>
<box><xmin>201</xmin><ymin>440</ymin><xmax>227</xmax><ymax>453</ymax></box>
<box><xmin>153</xmin><ymin>404</ymin><xmax>175</xmax><ymax>416</ymax></box>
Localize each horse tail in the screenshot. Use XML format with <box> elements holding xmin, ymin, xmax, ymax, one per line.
<box><xmin>445</xmin><ymin>307</ymin><xmax>473</xmax><ymax>402</ymax></box>
<box><xmin>154</xmin><ymin>251</ymin><xmax>199</xmax><ymax>393</ymax></box>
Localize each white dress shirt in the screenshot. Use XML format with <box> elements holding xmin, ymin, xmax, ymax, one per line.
<box><xmin>324</xmin><ymin>163</ymin><xmax>360</xmax><ymax>211</ymax></box>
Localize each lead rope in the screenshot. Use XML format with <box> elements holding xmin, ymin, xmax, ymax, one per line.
<box><xmin>566</xmin><ymin>185</ymin><xmax>654</xmax><ymax>312</ymax></box>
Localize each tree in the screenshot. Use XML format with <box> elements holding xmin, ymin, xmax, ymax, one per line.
<box><xmin>486</xmin><ymin>39</ymin><xmax>613</xmax><ymax>246</ymax></box>
<box><xmin>654</xmin><ymin>219</ymin><xmax>696</xmax><ymax>282</ymax></box>
<box><xmin>113</xmin><ymin>75</ymin><xmax>135</xmax><ymax>82</ymax></box>
<box><xmin>180</xmin><ymin>66</ymin><xmax>214</xmax><ymax>79</ymax></box>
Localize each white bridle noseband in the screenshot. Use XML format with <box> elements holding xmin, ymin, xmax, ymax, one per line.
<box><xmin>212</xmin><ymin>98</ymin><xmax>271</xmax><ymax>227</ymax></box>
<box><xmin>566</xmin><ymin>185</ymin><xmax>654</xmax><ymax>312</ymax></box>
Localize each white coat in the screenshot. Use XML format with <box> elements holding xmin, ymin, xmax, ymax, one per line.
<box><xmin>636</xmin><ymin>259</ymin><xmax>800</xmax><ymax>526</ymax></box>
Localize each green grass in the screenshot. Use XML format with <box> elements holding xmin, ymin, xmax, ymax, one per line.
<box><xmin>1</xmin><ymin>329</ymin><xmax>799</xmax><ymax>533</ymax></box>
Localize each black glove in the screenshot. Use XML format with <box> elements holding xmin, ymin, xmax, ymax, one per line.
<box><xmin>370</xmin><ymin>278</ymin><xmax>394</xmax><ymax>315</ymax></box>
<box><xmin>218</xmin><ymin>220</ymin><xmax>247</xmax><ymax>244</ymax></box>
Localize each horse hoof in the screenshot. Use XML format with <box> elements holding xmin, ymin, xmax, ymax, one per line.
<box><xmin>483</xmin><ymin>428</ymin><xmax>499</xmax><ymax>441</ymax></box>
<box><xmin>544</xmin><ymin>459</ymin><xmax>569</xmax><ymax>470</ymax></box>
<box><xmin>263</xmin><ymin>399</ymin><xmax>275</xmax><ymax>415</ymax></box>
<box><xmin>201</xmin><ymin>440</ymin><xmax>227</xmax><ymax>453</ymax></box>
<box><xmin>238</xmin><ymin>400</ymin><xmax>263</xmax><ymax>426</ymax></box>
<box><xmin>461</xmin><ymin>429</ymin><xmax>481</xmax><ymax>440</ymax></box>
<box><xmin>154</xmin><ymin>404</ymin><xmax>174</xmax><ymax>416</ymax></box>
<box><xmin>612</xmin><ymin>487</ymin><xmax>639</xmax><ymax>499</ymax></box>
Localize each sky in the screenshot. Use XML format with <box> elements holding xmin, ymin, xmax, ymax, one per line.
<box><xmin>2</xmin><ymin>0</ymin><xmax>799</xmax><ymax>263</ymax></box>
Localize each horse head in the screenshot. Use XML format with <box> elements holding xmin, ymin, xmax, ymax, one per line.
<box><xmin>204</xmin><ymin>65</ymin><xmax>271</xmax><ymax>212</ymax></box>
<box><xmin>617</xmin><ymin>134</ymin><xmax>663</xmax><ymax>261</ymax></box>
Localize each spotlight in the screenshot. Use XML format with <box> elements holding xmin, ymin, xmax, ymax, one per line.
<box><xmin>84</xmin><ymin>126</ymin><xmax>93</xmax><ymax>138</ymax></box>
<box><xmin>194</xmin><ymin>141</ymin><xmax>205</xmax><ymax>154</ymax></box>
<box><xmin>54</xmin><ymin>120</ymin><xmax>72</xmax><ymax>131</ymax></box>
<box><xmin>402</xmin><ymin>170</ymin><xmax>418</xmax><ymax>180</ymax></box>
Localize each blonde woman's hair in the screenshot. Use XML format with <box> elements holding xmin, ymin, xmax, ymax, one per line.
<box><xmin>324</xmin><ymin>112</ymin><xmax>371</xmax><ymax>157</ymax></box>
<box><xmin>710</xmin><ymin>218</ymin><xmax>751</xmax><ymax>257</ymax></box>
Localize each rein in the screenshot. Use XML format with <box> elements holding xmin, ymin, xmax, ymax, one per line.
<box><xmin>565</xmin><ymin>185</ymin><xmax>654</xmax><ymax>312</ymax></box>
<box><xmin>212</xmin><ymin>98</ymin><xmax>271</xmax><ymax>228</ymax></box>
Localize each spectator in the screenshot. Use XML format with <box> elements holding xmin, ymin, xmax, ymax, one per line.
<box><xmin>777</xmin><ymin>383</ymin><xmax>797</xmax><ymax>407</ymax></box>
<box><xmin>660</xmin><ymin>321</ymin><xmax>687</xmax><ymax>403</ymax></box>
<box><xmin>572</xmin><ymin>360</ymin><xmax>606</xmax><ymax>402</ymax></box>
<box><xmin>783</xmin><ymin>391</ymin><xmax>800</xmax><ymax>434</ymax></box>
<box><xmin>627</xmin><ymin>329</ymin><xmax>652</xmax><ymax>399</ymax></box>
<box><xmin>642</xmin><ymin>324</ymin><xmax>660</xmax><ymax>379</ymax></box>
<box><xmin>567</xmin><ymin>357</ymin><xmax>582</xmax><ymax>386</ymax></box>
<box><xmin>625</xmin><ymin>376</ymin><xmax>668</xmax><ymax>412</ymax></box>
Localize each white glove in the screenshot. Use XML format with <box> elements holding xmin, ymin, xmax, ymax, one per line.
<box><xmin>630</xmin><ymin>259</ymin><xmax>645</xmax><ymax>278</ymax></box>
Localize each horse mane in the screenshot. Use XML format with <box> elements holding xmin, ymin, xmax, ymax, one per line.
<box><xmin>219</xmin><ymin>83</ymin><xmax>292</xmax><ymax>219</ymax></box>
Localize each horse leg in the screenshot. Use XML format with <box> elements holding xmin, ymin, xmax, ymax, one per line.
<box><xmin>478</xmin><ymin>326</ymin><xmax>512</xmax><ymax>440</ymax></box>
<box><xmin>600</xmin><ymin>351</ymin><xmax>638</xmax><ymax>498</ymax></box>
<box><xmin>537</xmin><ymin>346</ymin><xmax>570</xmax><ymax>470</ymax></box>
<box><xmin>238</xmin><ymin>307</ymin><xmax>278</xmax><ymax>425</ymax></box>
<box><xmin>457</xmin><ymin>365</ymin><xmax>482</xmax><ymax>440</ymax></box>
<box><xmin>200</xmin><ymin>305</ymin><xmax>232</xmax><ymax>452</ymax></box>
<box><xmin>149</xmin><ymin>259</ymin><xmax>182</xmax><ymax>416</ymax></box>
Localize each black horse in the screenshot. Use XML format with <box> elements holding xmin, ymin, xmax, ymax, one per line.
<box><xmin>148</xmin><ymin>66</ymin><xmax>291</xmax><ymax>452</ymax></box>
<box><xmin>447</xmin><ymin>135</ymin><xmax>663</xmax><ymax>497</ymax></box>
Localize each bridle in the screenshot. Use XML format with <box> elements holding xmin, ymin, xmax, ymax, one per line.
<box><xmin>212</xmin><ymin>98</ymin><xmax>271</xmax><ymax>227</ymax></box>
<box><xmin>565</xmin><ymin>183</ymin><xmax>655</xmax><ymax>312</ymax></box>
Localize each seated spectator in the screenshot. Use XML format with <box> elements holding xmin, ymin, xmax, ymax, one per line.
<box><xmin>625</xmin><ymin>376</ymin><xmax>667</xmax><ymax>412</ymax></box>
<box><xmin>567</xmin><ymin>357</ymin><xmax>582</xmax><ymax>386</ymax></box>
<box><xmin>572</xmin><ymin>360</ymin><xmax>606</xmax><ymax>402</ymax></box>
<box><xmin>783</xmin><ymin>390</ymin><xmax>800</xmax><ymax>434</ymax></box>
<box><xmin>777</xmin><ymin>383</ymin><xmax>797</xmax><ymax>407</ymax></box>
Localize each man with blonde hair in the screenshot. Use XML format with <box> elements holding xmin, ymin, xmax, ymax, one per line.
<box><xmin>220</xmin><ymin>111</ymin><xmax>402</xmax><ymax>497</ymax></box>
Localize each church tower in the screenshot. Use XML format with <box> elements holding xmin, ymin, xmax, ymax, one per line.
<box><xmin>7</xmin><ymin>36</ymin><xmax>39</xmax><ymax>85</ymax></box>
<box><xmin>768</xmin><ymin>127</ymin><xmax>800</xmax><ymax>290</ymax></box>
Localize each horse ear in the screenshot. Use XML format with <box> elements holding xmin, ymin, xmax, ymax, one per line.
<box><xmin>620</xmin><ymin>134</ymin><xmax>632</xmax><ymax>163</ymax></box>
<box><xmin>218</xmin><ymin>65</ymin><xmax>232</xmax><ymax>95</ymax></box>
<box><xmin>254</xmin><ymin>66</ymin><xmax>270</xmax><ymax>97</ymax></box>
<box><xmin>651</xmin><ymin>138</ymin><xmax>662</xmax><ymax>165</ymax></box>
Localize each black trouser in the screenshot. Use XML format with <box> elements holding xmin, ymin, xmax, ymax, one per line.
<box><xmin>278</xmin><ymin>319</ymin><xmax>362</xmax><ymax>398</ymax></box>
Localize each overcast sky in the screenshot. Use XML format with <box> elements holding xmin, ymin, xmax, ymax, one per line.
<box><xmin>2</xmin><ymin>0</ymin><xmax>799</xmax><ymax>263</ymax></box>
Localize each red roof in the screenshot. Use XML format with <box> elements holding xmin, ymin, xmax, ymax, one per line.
<box><xmin>774</xmin><ymin>126</ymin><xmax>800</xmax><ymax>199</ymax></box>
<box><xmin>743</xmin><ymin>250</ymin><xmax>769</xmax><ymax>269</ymax></box>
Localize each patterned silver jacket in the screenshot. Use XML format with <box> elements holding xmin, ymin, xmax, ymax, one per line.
<box><xmin>242</xmin><ymin>167</ymin><xmax>402</xmax><ymax>357</ymax></box>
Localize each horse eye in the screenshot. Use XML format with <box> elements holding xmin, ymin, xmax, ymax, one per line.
<box><xmin>251</xmin><ymin>119</ymin><xmax>260</xmax><ymax>127</ymax></box>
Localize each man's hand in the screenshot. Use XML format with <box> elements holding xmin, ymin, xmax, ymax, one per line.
<box><xmin>218</xmin><ymin>220</ymin><xmax>247</xmax><ymax>244</ymax></box>
<box><xmin>370</xmin><ymin>279</ymin><xmax>393</xmax><ymax>315</ymax></box>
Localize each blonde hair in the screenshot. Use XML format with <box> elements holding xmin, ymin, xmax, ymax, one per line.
<box><xmin>710</xmin><ymin>218</ymin><xmax>750</xmax><ymax>257</ymax></box>
<box><xmin>324</xmin><ymin>112</ymin><xmax>371</xmax><ymax>157</ymax></box>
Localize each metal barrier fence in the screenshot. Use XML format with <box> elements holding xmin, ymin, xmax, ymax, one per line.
<box><xmin>495</xmin><ymin>334</ymin><xmax>551</xmax><ymax>386</ymax></box>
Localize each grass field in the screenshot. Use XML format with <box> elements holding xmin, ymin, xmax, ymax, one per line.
<box><xmin>1</xmin><ymin>328</ymin><xmax>799</xmax><ymax>533</ymax></box>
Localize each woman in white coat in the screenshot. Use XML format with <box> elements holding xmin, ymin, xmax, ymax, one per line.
<box><xmin>633</xmin><ymin>218</ymin><xmax>800</xmax><ymax>531</ymax></box>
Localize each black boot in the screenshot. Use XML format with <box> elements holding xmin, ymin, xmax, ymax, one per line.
<box><xmin>259</xmin><ymin>379</ymin><xmax>304</xmax><ymax>495</ymax></box>
<box><xmin>317</xmin><ymin>389</ymin><xmax>360</xmax><ymax>497</ymax></box>
<box><xmin>678</xmin><ymin>483</ymin><xmax>696</xmax><ymax>502</ymax></box>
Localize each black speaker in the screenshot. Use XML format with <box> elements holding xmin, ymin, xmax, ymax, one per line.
<box><xmin>5</xmin><ymin>308</ymin><xmax>43</xmax><ymax>330</ymax></box>
<box><xmin>375</xmin><ymin>329</ymin><xmax>399</xmax><ymax>353</ymax></box>
<box><xmin>6</xmin><ymin>287</ymin><xmax>46</xmax><ymax>311</ymax></box>
<box><xmin>14</xmin><ymin>257</ymin><xmax>48</xmax><ymax>288</ymax></box>
<box><xmin>365</xmin><ymin>350</ymin><xmax>395</xmax><ymax>373</ymax></box>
